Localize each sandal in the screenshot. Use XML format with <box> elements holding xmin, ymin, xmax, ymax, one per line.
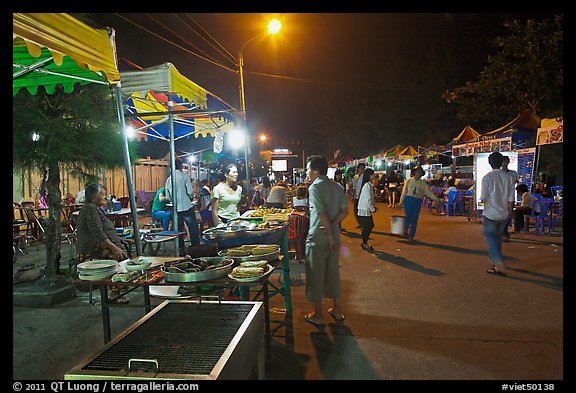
<box><xmin>486</xmin><ymin>267</ymin><xmax>506</xmax><ymax>276</ymax></box>
<box><xmin>328</xmin><ymin>307</ymin><xmax>345</xmax><ymax>321</ymax></box>
<box><xmin>304</xmin><ymin>312</ymin><xmax>324</xmax><ymax>326</ymax></box>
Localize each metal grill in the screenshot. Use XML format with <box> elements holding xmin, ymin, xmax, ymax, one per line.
<box><xmin>82</xmin><ymin>302</ymin><xmax>255</xmax><ymax>375</ymax></box>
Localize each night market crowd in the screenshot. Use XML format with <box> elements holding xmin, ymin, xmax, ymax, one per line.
<box><xmin>71</xmin><ymin>152</ymin><xmax>558</xmax><ymax>320</ymax></box>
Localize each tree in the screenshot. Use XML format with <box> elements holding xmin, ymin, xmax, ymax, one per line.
<box><xmin>443</xmin><ymin>15</ymin><xmax>563</xmax><ymax>131</ymax></box>
<box><xmin>13</xmin><ymin>84</ymin><xmax>137</xmax><ymax>281</ymax></box>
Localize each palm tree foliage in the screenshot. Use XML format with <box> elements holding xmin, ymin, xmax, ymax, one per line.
<box><xmin>13</xmin><ymin>83</ymin><xmax>137</xmax><ymax>278</ymax></box>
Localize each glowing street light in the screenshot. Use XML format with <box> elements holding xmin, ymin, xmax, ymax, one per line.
<box><xmin>238</xmin><ymin>18</ymin><xmax>282</xmax><ymax>181</ymax></box>
<box><xmin>229</xmin><ymin>129</ymin><xmax>246</xmax><ymax>150</ymax></box>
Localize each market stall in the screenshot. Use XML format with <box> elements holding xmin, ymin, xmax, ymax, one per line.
<box><xmin>119</xmin><ymin>62</ymin><xmax>240</xmax><ymax>256</ymax></box>
<box><xmin>13</xmin><ymin>13</ymin><xmax>143</xmax><ymax>254</ymax></box>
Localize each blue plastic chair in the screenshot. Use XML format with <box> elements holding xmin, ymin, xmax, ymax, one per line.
<box><xmin>444</xmin><ymin>191</ymin><xmax>463</xmax><ymax>216</ymax></box>
<box><xmin>552</xmin><ymin>198</ymin><xmax>563</xmax><ymax>232</ymax></box>
<box><xmin>550</xmin><ymin>186</ymin><xmax>563</xmax><ymax>198</ymax></box>
<box><xmin>525</xmin><ymin>198</ymin><xmax>553</xmax><ymax>235</ymax></box>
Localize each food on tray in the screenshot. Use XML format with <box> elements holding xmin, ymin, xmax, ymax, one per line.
<box><xmin>256</xmin><ymin>221</ymin><xmax>283</xmax><ymax>229</ymax></box>
<box><xmin>262</xmin><ymin>213</ymin><xmax>289</xmax><ymax>222</ymax></box>
<box><xmin>222</xmin><ymin>244</ymin><xmax>279</xmax><ymax>257</ymax></box>
<box><xmin>166</xmin><ymin>258</ymin><xmax>233</xmax><ymax>273</ymax></box>
<box><xmin>226</xmin><ymin>249</ymin><xmax>252</xmax><ymax>257</ymax></box>
<box><xmin>252</xmin><ymin>245</ymin><xmax>279</xmax><ymax>255</ymax></box>
<box><xmin>230</xmin><ymin>266</ymin><xmax>266</xmax><ymax>278</ymax></box>
<box><xmin>239</xmin><ymin>260</ymin><xmax>268</xmax><ymax>268</ymax></box>
<box><xmin>246</xmin><ymin>207</ymin><xmax>293</xmax><ymax>218</ymax></box>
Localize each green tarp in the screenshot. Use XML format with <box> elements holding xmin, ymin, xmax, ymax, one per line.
<box><xmin>13</xmin><ymin>44</ymin><xmax>107</xmax><ymax>96</ymax></box>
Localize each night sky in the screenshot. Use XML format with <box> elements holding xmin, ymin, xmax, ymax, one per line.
<box><xmin>91</xmin><ymin>13</ymin><xmax>553</xmax><ymax>158</ymax></box>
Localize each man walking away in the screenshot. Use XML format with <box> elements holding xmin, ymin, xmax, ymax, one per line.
<box><xmin>481</xmin><ymin>152</ymin><xmax>515</xmax><ymax>275</ymax></box>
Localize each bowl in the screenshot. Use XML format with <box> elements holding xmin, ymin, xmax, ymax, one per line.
<box><xmin>124</xmin><ymin>257</ymin><xmax>153</xmax><ymax>271</ymax></box>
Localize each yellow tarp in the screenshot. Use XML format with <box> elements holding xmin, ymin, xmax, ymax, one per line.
<box><xmin>398</xmin><ymin>145</ymin><xmax>418</xmax><ymax>159</ymax></box>
<box><xmin>486</xmin><ymin>111</ymin><xmax>541</xmax><ymax>135</ymax></box>
<box><xmin>453</xmin><ymin>125</ymin><xmax>480</xmax><ymax>142</ymax></box>
<box><xmin>13</xmin><ymin>13</ymin><xmax>120</xmax><ymax>84</ymax></box>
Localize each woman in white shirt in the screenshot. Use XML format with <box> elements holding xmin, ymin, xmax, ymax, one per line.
<box><xmin>211</xmin><ymin>164</ymin><xmax>242</xmax><ymax>226</ymax></box>
<box><xmin>292</xmin><ymin>185</ymin><xmax>309</xmax><ymax>213</ymax></box>
<box><xmin>357</xmin><ymin>167</ymin><xmax>376</xmax><ymax>251</ymax></box>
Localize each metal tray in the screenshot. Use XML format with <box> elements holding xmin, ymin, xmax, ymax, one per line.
<box><xmin>161</xmin><ymin>256</ymin><xmax>234</xmax><ymax>282</ymax></box>
<box><xmin>218</xmin><ymin>247</ymin><xmax>280</xmax><ymax>263</ymax></box>
<box><xmin>202</xmin><ymin>226</ymin><xmax>247</xmax><ymax>240</ymax></box>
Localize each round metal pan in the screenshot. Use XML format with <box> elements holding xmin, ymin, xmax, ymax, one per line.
<box><xmin>161</xmin><ymin>256</ymin><xmax>234</xmax><ymax>282</ymax></box>
<box><xmin>218</xmin><ymin>248</ymin><xmax>280</xmax><ymax>264</ymax></box>
<box><xmin>202</xmin><ymin>226</ymin><xmax>247</xmax><ymax>241</ymax></box>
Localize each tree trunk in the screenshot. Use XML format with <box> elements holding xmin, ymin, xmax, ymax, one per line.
<box><xmin>44</xmin><ymin>160</ymin><xmax>63</xmax><ymax>278</ymax></box>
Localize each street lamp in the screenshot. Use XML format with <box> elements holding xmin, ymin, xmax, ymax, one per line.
<box><xmin>238</xmin><ymin>18</ymin><xmax>281</xmax><ymax>182</ymax></box>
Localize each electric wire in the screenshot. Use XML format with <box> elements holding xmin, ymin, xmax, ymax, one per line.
<box><xmin>112</xmin><ymin>13</ymin><xmax>236</xmax><ymax>73</ymax></box>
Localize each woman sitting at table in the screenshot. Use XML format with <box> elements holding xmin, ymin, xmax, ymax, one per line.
<box><xmin>75</xmin><ymin>182</ymin><xmax>132</xmax><ymax>304</ymax></box>
<box><xmin>292</xmin><ymin>185</ymin><xmax>309</xmax><ymax>213</ymax></box>
<box><xmin>265</xmin><ymin>180</ymin><xmax>288</xmax><ymax>208</ymax></box>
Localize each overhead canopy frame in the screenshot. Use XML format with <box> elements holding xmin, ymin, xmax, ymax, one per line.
<box><xmin>13</xmin><ymin>13</ymin><xmax>142</xmax><ymax>255</ymax></box>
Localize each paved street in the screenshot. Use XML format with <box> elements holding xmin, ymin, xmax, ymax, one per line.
<box><xmin>13</xmin><ymin>199</ymin><xmax>564</xmax><ymax>382</ymax></box>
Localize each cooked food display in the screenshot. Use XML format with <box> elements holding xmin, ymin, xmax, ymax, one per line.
<box><xmin>229</xmin><ymin>265</ymin><xmax>269</xmax><ymax>279</ymax></box>
<box><xmin>166</xmin><ymin>258</ymin><xmax>234</xmax><ymax>273</ymax></box>
<box><xmin>255</xmin><ymin>221</ymin><xmax>284</xmax><ymax>229</ymax></box>
<box><xmin>239</xmin><ymin>260</ymin><xmax>268</xmax><ymax>268</ymax></box>
<box><xmin>220</xmin><ymin>244</ymin><xmax>279</xmax><ymax>257</ymax></box>
<box><xmin>249</xmin><ymin>207</ymin><xmax>293</xmax><ymax>217</ymax></box>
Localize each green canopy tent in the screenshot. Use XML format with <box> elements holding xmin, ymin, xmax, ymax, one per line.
<box><xmin>13</xmin><ymin>13</ymin><xmax>143</xmax><ymax>255</ymax></box>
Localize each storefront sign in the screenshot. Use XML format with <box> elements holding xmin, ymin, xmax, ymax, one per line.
<box><xmin>452</xmin><ymin>137</ymin><xmax>512</xmax><ymax>157</ymax></box>
<box><xmin>536</xmin><ymin>121</ymin><xmax>563</xmax><ymax>146</ymax></box>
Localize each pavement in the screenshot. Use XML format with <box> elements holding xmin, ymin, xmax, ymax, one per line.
<box><xmin>12</xmin><ymin>200</ymin><xmax>565</xmax><ymax>382</ymax></box>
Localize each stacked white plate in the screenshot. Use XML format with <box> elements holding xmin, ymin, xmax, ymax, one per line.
<box><xmin>77</xmin><ymin>260</ymin><xmax>118</xmax><ymax>281</ymax></box>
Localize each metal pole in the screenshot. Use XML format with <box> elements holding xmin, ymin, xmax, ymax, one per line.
<box><xmin>239</xmin><ymin>53</ymin><xmax>250</xmax><ymax>183</ymax></box>
<box><xmin>113</xmin><ymin>84</ymin><xmax>142</xmax><ymax>256</ymax></box>
<box><xmin>532</xmin><ymin>145</ymin><xmax>541</xmax><ymax>192</ymax></box>
<box><xmin>168</xmin><ymin>101</ymin><xmax>180</xmax><ymax>256</ymax></box>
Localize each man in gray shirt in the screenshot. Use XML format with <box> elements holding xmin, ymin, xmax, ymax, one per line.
<box><xmin>165</xmin><ymin>158</ymin><xmax>200</xmax><ymax>254</ymax></box>
<box><xmin>481</xmin><ymin>152</ymin><xmax>515</xmax><ymax>275</ymax></box>
<box><xmin>304</xmin><ymin>155</ymin><xmax>349</xmax><ymax>326</ymax></box>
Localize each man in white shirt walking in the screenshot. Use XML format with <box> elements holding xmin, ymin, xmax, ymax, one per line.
<box><xmin>165</xmin><ymin>158</ymin><xmax>200</xmax><ymax>255</ymax></box>
<box><xmin>480</xmin><ymin>152</ymin><xmax>515</xmax><ymax>275</ymax></box>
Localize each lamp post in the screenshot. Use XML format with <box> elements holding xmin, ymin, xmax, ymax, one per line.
<box><xmin>237</xmin><ymin>19</ymin><xmax>281</xmax><ymax>183</ymax></box>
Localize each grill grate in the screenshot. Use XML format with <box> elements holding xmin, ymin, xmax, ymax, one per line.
<box><xmin>83</xmin><ymin>303</ymin><xmax>254</xmax><ymax>375</ymax></box>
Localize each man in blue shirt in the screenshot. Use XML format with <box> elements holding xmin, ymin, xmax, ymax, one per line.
<box><xmin>165</xmin><ymin>158</ymin><xmax>200</xmax><ymax>255</ymax></box>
